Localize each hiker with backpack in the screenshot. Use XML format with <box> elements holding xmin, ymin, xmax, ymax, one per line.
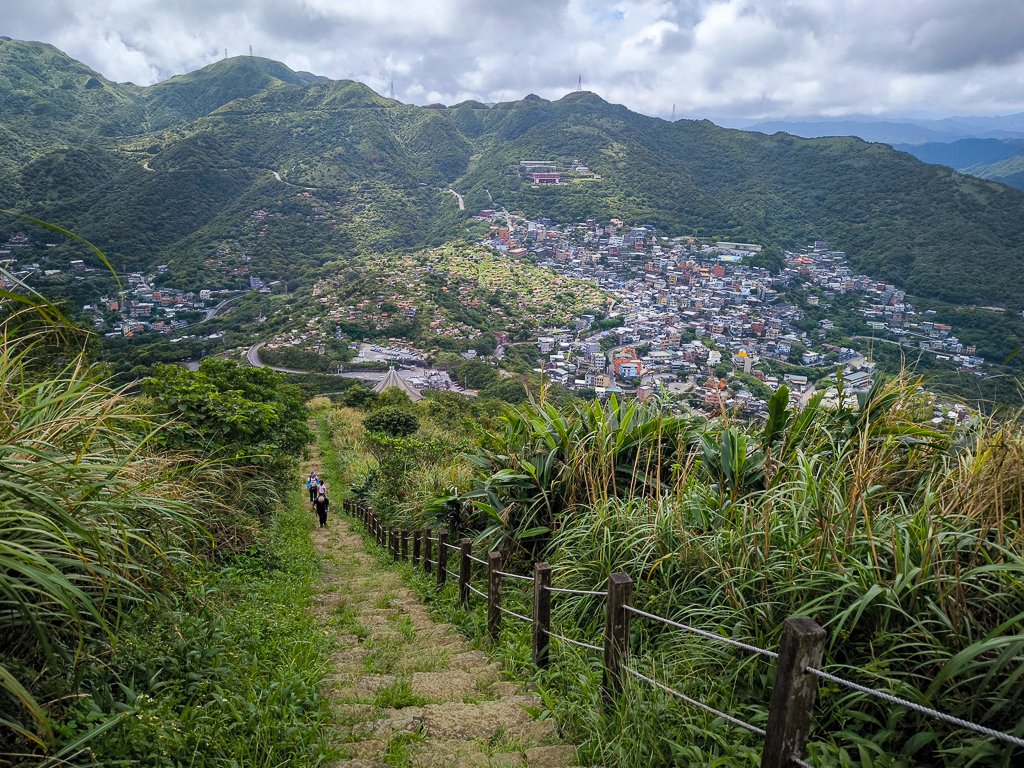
<box><xmin>313</xmin><ymin>490</ymin><xmax>330</xmax><ymax>528</ymax></box>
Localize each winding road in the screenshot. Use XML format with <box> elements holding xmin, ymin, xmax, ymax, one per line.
<box><xmin>445</xmin><ymin>188</ymin><xmax>465</xmax><ymax>210</ymax></box>
<box><xmin>246</xmin><ymin>342</ymin><xmax>398</xmax><ymax>381</ymax></box>
<box><xmin>202</xmin><ymin>293</ymin><xmax>244</xmax><ymax>322</ymax></box>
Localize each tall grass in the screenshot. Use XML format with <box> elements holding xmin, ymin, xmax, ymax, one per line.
<box><xmin>0</xmin><ymin>309</ymin><xmax>218</xmax><ymax>748</ymax></box>
<box><xmin>0</xmin><ymin>303</ymin><xmax>296</xmax><ymax>757</ymax></box>
<box><xmin>454</xmin><ymin>376</ymin><xmax>1024</xmax><ymax>765</ymax></box>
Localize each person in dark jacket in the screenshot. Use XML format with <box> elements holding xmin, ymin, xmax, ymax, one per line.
<box><xmin>313</xmin><ymin>492</ymin><xmax>330</xmax><ymax>528</ymax></box>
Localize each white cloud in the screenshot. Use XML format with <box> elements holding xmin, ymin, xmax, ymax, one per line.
<box><xmin>5</xmin><ymin>0</ymin><xmax>1024</xmax><ymax>118</ymax></box>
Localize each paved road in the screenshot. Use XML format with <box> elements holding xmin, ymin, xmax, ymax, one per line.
<box><xmin>850</xmin><ymin>335</ymin><xmax>926</xmax><ymax>352</ymax></box>
<box><xmin>445</xmin><ymin>188</ymin><xmax>465</xmax><ymax>210</ymax></box>
<box><xmin>244</xmin><ymin>343</ymin><xmax>477</xmax><ymax>396</ymax></box>
<box><xmin>263</xmin><ymin>168</ymin><xmax>318</xmax><ymax>190</ymax></box>
<box><xmin>203</xmin><ymin>293</ymin><xmax>244</xmax><ymax>322</ymax></box>
<box><xmin>246</xmin><ymin>342</ymin><xmax>307</xmax><ymax>373</ymax></box>
<box><xmin>246</xmin><ymin>342</ymin><xmax>402</xmax><ymax>381</ymax></box>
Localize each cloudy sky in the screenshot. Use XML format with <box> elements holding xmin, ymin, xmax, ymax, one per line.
<box><xmin>5</xmin><ymin>0</ymin><xmax>1024</xmax><ymax>119</ymax></box>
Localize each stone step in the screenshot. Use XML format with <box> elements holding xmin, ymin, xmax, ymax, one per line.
<box><xmin>418</xmin><ymin>697</ymin><xmax>553</xmax><ymax>743</ymax></box>
<box><xmin>308</xmin><ymin>488</ymin><xmax>582</xmax><ymax>768</ymax></box>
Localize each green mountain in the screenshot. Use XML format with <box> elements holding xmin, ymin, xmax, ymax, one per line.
<box><xmin>4</xmin><ymin>38</ymin><xmax>1024</xmax><ymax>312</ymax></box>
<box><xmin>140</xmin><ymin>56</ymin><xmax>328</xmax><ymax>130</ymax></box>
<box><xmin>963</xmin><ymin>155</ymin><xmax>1024</xmax><ymax>190</ymax></box>
<box><xmin>896</xmin><ymin>138</ymin><xmax>1024</xmax><ymax>190</ymax></box>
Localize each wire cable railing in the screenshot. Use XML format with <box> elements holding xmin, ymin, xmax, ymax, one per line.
<box><xmin>624</xmin><ymin>605</ymin><xmax>778</xmax><ymax>660</ymax></box>
<box><xmin>547</xmin><ymin>630</ymin><xmax>603</xmax><ymax>654</ymax></box>
<box><xmin>498</xmin><ymin>605</ymin><xmax>532</xmax><ymax>623</ymax></box>
<box><xmin>625</xmin><ymin>664</ymin><xmax>767</xmax><ymax>737</ymax></box>
<box><xmin>805</xmin><ymin>666</ymin><xmax>1024</xmax><ymax>750</ymax></box>
<box><xmin>544</xmin><ymin>585</ymin><xmax>607</xmax><ymax>597</ymax></box>
<box><xmin>344</xmin><ymin>503</ymin><xmax>1024</xmax><ymax>763</ymax></box>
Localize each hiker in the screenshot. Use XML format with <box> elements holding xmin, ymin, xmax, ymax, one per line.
<box><xmin>313</xmin><ymin>491</ymin><xmax>330</xmax><ymax>528</ymax></box>
<box><xmin>316</xmin><ymin>478</ymin><xmax>328</xmax><ymax>499</ymax></box>
<box><xmin>307</xmin><ymin>472</ymin><xmax>318</xmax><ymax>503</ymax></box>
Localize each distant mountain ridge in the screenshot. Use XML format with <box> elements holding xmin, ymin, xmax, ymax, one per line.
<box><xmin>893</xmin><ymin>138</ymin><xmax>1024</xmax><ymax>191</ymax></box>
<box><xmin>3</xmin><ymin>37</ymin><xmax>1024</xmax><ymax>312</ymax></box>
<box><xmin>737</xmin><ymin>114</ymin><xmax>1024</xmax><ymax>144</ymax></box>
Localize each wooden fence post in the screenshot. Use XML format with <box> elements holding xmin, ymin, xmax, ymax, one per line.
<box><xmin>533</xmin><ymin>562</ymin><xmax>552</xmax><ymax>668</ymax></box>
<box><xmin>412</xmin><ymin>530</ymin><xmax>421</xmax><ymax>566</ymax></box>
<box><xmin>458</xmin><ymin>538</ymin><xmax>472</xmax><ymax>606</ymax></box>
<box><xmin>390</xmin><ymin>528</ymin><xmax>397</xmax><ymax>559</ymax></box>
<box><xmin>603</xmin><ymin>572</ymin><xmax>633</xmax><ymax>705</ymax></box>
<box><xmin>761</xmin><ymin>617</ymin><xmax>826</xmax><ymax>768</ymax></box>
<box><xmin>487</xmin><ymin>551</ymin><xmax>502</xmax><ymax>641</ymax></box>
<box><xmin>423</xmin><ymin>528</ymin><xmax>432</xmax><ymax>574</ymax></box>
<box><xmin>437</xmin><ymin>529</ymin><xmax>449</xmax><ymax>587</ymax></box>
<box><xmin>401</xmin><ymin>530</ymin><xmax>409</xmax><ymax>561</ymax></box>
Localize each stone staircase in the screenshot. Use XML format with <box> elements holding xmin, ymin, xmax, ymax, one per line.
<box><xmin>312</xmin><ymin>518</ymin><xmax>583</xmax><ymax>768</ymax></box>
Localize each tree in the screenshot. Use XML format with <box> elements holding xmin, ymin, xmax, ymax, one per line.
<box><xmin>364</xmin><ymin>407</ymin><xmax>420</xmax><ymax>438</ymax></box>
<box><xmin>480</xmin><ymin>379</ymin><xmax>528</xmax><ymax>404</ymax></box>
<box><xmin>450</xmin><ymin>359</ymin><xmax>500</xmax><ymax>389</ymax></box>
<box><xmin>142</xmin><ymin>359</ymin><xmax>311</xmax><ymax>484</ymax></box>
<box><xmin>339</xmin><ymin>384</ymin><xmax>378</xmax><ymax>409</ymax></box>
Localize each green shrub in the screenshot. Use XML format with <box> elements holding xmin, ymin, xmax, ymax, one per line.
<box><xmin>364</xmin><ymin>407</ymin><xmax>420</xmax><ymax>438</ymax></box>
<box><xmin>339</xmin><ymin>384</ymin><xmax>378</xmax><ymax>409</ymax></box>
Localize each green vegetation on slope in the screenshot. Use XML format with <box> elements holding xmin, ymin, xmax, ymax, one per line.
<box><xmin>0</xmin><ymin>290</ymin><xmax>332</xmax><ymax>764</ymax></box>
<box><xmin>4</xmin><ymin>38</ymin><xmax>1024</xmax><ymax>317</ymax></box>
<box><xmin>328</xmin><ymin>380</ymin><xmax>1024</xmax><ymax>767</ymax></box>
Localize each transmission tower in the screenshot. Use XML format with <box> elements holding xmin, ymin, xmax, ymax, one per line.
<box><xmin>389</xmin><ymin>78</ymin><xmax>395</xmax><ymax>100</ymax></box>
<box><xmin>224</xmin><ymin>48</ymin><xmax>228</xmax><ymax>59</ymax></box>
<box><xmin>577</xmin><ymin>74</ymin><xmax>582</xmax><ymax>92</ymax></box>
<box><xmin>249</xmin><ymin>44</ymin><xmax>253</xmax><ymax>57</ymax></box>
<box><xmin>671</xmin><ymin>104</ymin><xmax>676</xmax><ymax>121</ymax></box>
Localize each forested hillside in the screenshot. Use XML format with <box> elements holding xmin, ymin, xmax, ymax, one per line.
<box><xmin>3</xmin><ymin>37</ymin><xmax>1024</xmax><ymax>311</ymax></box>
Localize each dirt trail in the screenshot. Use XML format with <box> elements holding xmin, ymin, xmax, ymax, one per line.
<box><xmin>306</xmin><ymin>458</ymin><xmax>580</xmax><ymax>766</ymax></box>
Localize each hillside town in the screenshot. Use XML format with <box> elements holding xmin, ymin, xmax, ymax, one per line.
<box><xmin>0</xmin><ymin>211</ymin><xmax>991</xmax><ymax>421</ymax></box>
<box><xmin>0</xmin><ymin>231</ymin><xmax>251</xmax><ymax>339</ymax></box>
<box><xmin>478</xmin><ymin>211</ymin><xmax>985</xmax><ymax>421</ymax></box>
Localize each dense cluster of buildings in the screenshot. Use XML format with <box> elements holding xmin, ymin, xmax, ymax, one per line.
<box><xmin>785</xmin><ymin>244</ymin><xmax>982</xmax><ymax>370</ymax></box>
<box><xmin>480</xmin><ymin>214</ymin><xmax>985</xmax><ymax>417</ymax></box>
<box><xmin>1</xmin><ymin>231</ymin><xmax>248</xmax><ymax>340</ymax></box>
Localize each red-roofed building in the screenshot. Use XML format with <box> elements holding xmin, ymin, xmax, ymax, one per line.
<box><xmin>531</xmin><ymin>172</ymin><xmax>561</xmax><ymax>185</ymax></box>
